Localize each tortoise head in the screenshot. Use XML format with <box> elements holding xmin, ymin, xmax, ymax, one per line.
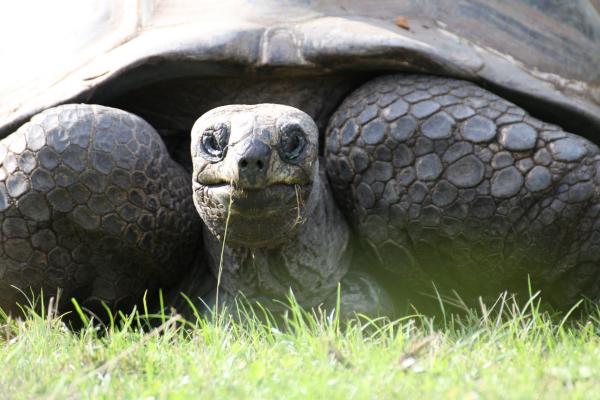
<box><xmin>191</xmin><ymin>104</ymin><xmax>319</xmax><ymax>247</ymax></box>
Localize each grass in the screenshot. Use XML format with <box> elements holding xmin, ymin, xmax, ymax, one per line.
<box><xmin>2</xmin><ymin>291</ymin><xmax>600</xmax><ymax>399</ymax></box>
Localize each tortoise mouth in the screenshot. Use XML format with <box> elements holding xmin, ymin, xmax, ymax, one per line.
<box><xmin>203</xmin><ymin>183</ymin><xmax>305</xmax><ymax>217</ymax></box>
<box><xmin>195</xmin><ymin>182</ymin><xmax>312</xmax><ymax>247</ymax></box>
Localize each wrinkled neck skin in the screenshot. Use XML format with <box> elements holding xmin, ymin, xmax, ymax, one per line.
<box><xmin>202</xmin><ymin>165</ymin><xmax>351</xmax><ymax>309</ymax></box>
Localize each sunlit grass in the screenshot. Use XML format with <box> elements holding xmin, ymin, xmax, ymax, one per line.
<box><xmin>2</xmin><ymin>290</ymin><xmax>600</xmax><ymax>399</ymax></box>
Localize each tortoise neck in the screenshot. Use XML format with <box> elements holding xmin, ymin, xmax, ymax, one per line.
<box><xmin>203</xmin><ymin>166</ymin><xmax>351</xmax><ymax>309</ymax></box>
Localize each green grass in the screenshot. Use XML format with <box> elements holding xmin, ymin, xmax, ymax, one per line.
<box><xmin>2</xmin><ymin>291</ymin><xmax>600</xmax><ymax>399</ymax></box>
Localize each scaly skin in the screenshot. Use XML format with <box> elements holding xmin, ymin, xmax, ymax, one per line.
<box><xmin>326</xmin><ymin>74</ymin><xmax>600</xmax><ymax>307</ymax></box>
<box><xmin>3</xmin><ymin>74</ymin><xmax>598</xmax><ymax>316</ymax></box>
<box><xmin>190</xmin><ymin>104</ymin><xmax>394</xmax><ymax>316</ymax></box>
<box><xmin>0</xmin><ymin>104</ymin><xmax>200</xmax><ymax>315</ymax></box>
<box><xmin>0</xmin><ymin>102</ymin><xmax>392</xmax><ymax>319</ymax></box>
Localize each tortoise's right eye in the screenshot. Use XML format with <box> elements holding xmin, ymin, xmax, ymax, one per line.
<box><xmin>200</xmin><ymin>124</ymin><xmax>229</xmax><ymax>161</ymax></box>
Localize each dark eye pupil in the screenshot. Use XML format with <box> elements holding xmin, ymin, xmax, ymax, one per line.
<box><xmin>284</xmin><ymin>135</ymin><xmax>300</xmax><ymax>154</ymax></box>
<box><xmin>206</xmin><ymin>135</ymin><xmax>219</xmax><ymax>152</ymax></box>
<box><xmin>280</xmin><ymin>128</ymin><xmax>306</xmax><ymax>161</ymax></box>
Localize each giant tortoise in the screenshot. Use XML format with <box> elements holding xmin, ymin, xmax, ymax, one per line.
<box><xmin>0</xmin><ymin>0</ymin><xmax>599</xmax><ymax>317</ymax></box>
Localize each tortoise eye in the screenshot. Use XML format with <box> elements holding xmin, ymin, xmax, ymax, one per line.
<box><xmin>279</xmin><ymin>124</ymin><xmax>307</xmax><ymax>163</ymax></box>
<box><xmin>200</xmin><ymin>124</ymin><xmax>229</xmax><ymax>161</ymax></box>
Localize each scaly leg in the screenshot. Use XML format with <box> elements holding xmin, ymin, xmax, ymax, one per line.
<box><xmin>326</xmin><ymin>74</ymin><xmax>600</xmax><ymax>308</ymax></box>
<box><xmin>0</xmin><ymin>104</ymin><xmax>201</xmax><ymax>316</ymax></box>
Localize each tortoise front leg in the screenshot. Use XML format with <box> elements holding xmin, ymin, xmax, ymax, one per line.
<box><xmin>326</xmin><ymin>74</ymin><xmax>600</xmax><ymax>307</ymax></box>
<box><xmin>0</xmin><ymin>104</ymin><xmax>201</xmax><ymax>316</ymax></box>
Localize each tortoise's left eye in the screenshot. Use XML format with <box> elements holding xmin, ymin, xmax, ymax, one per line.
<box><xmin>200</xmin><ymin>124</ymin><xmax>229</xmax><ymax>161</ymax></box>
<box><xmin>279</xmin><ymin>124</ymin><xmax>307</xmax><ymax>163</ymax></box>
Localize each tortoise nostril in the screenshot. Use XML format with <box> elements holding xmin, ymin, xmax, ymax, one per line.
<box><xmin>238</xmin><ymin>157</ymin><xmax>266</xmax><ymax>171</ymax></box>
<box><xmin>237</xmin><ymin>139</ymin><xmax>271</xmax><ymax>181</ymax></box>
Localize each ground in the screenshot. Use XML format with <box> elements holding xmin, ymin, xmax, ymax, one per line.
<box><xmin>2</xmin><ymin>292</ymin><xmax>600</xmax><ymax>399</ymax></box>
